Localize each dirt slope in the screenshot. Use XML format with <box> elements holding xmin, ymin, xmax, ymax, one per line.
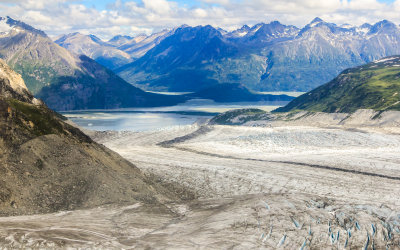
<box><xmin>0</xmin><ymin>58</ymin><xmax>179</xmax><ymax>216</ymax></box>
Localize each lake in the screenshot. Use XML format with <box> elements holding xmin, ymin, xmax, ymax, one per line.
<box><xmin>61</xmin><ymin>98</ymin><xmax>295</xmax><ymax>131</ymax></box>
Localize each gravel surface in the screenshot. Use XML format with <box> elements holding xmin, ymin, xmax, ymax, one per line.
<box><xmin>1</xmin><ymin>123</ymin><xmax>400</xmax><ymax>248</ymax></box>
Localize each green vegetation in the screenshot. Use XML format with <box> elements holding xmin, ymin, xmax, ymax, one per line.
<box><xmin>5</xmin><ymin>98</ymin><xmax>92</xmax><ymax>143</ymax></box>
<box><xmin>275</xmin><ymin>57</ymin><xmax>400</xmax><ymax>113</ymax></box>
<box><xmin>210</xmin><ymin>108</ymin><xmax>268</xmax><ymax>125</ymax></box>
<box><xmin>7</xmin><ymin>98</ymin><xmax>66</xmax><ymax>136</ymax></box>
<box><xmin>12</xmin><ymin>61</ymin><xmax>59</xmax><ymax>95</ymax></box>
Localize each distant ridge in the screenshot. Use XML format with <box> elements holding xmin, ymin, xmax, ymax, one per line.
<box><xmin>55</xmin><ymin>32</ymin><xmax>132</xmax><ymax>69</ymax></box>
<box><xmin>115</xmin><ymin>18</ymin><xmax>400</xmax><ymax>93</ymax></box>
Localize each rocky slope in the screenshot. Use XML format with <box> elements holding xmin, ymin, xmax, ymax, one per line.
<box><xmin>275</xmin><ymin>56</ymin><xmax>400</xmax><ymax>113</ymax></box>
<box><xmin>0</xmin><ymin>58</ymin><xmax>181</xmax><ymax>216</ymax></box>
<box><xmin>0</xmin><ymin>16</ymin><xmax>184</xmax><ymax>111</ymax></box>
<box><xmin>116</xmin><ymin>18</ymin><xmax>400</xmax><ymax>92</ymax></box>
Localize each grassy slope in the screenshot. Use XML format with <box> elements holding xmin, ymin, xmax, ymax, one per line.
<box><xmin>275</xmin><ymin>56</ymin><xmax>400</xmax><ymax>113</ymax></box>
<box><xmin>209</xmin><ymin>108</ymin><xmax>270</xmax><ymax>125</ymax></box>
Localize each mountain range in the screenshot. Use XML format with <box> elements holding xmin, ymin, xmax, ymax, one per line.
<box><xmin>110</xmin><ymin>18</ymin><xmax>400</xmax><ymax>92</ymax></box>
<box><xmin>0</xmin><ymin>16</ymin><xmax>184</xmax><ymax>111</ymax></box>
<box><xmin>3</xmin><ymin>15</ymin><xmax>400</xmax><ymax>111</ymax></box>
<box><xmin>54</xmin><ymin>32</ymin><xmax>133</xmax><ymax>69</ymax></box>
<box><xmin>54</xmin><ymin>29</ymin><xmax>173</xmax><ymax>70</ymax></box>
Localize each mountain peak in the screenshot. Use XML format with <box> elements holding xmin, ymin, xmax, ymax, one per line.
<box><xmin>108</xmin><ymin>35</ymin><xmax>134</xmax><ymax>46</ymax></box>
<box><xmin>301</xmin><ymin>17</ymin><xmax>329</xmax><ymax>30</ymax></box>
<box><xmin>369</xmin><ymin>19</ymin><xmax>398</xmax><ymax>34</ymax></box>
<box><xmin>88</xmin><ymin>34</ymin><xmax>104</xmax><ymax>44</ymax></box>
<box><xmin>298</xmin><ymin>17</ymin><xmax>344</xmax><ymax>36</ymax></box>
<box><xmin>269</xmin><ymin>20</ymin><xmax>282</xmax><ymax>26</ymax></box>
<box><xmin>311</xmin><ymin>17</ymin><xmax>324</xmax><ymax>24</ymax></box>
<box><xmin>0</xmin><ymin>16</ymin><xmax>47</xmax><ymax>37</ymax></box>
<box><xmin>178</xmin><ymin>24</ymin><xmax>190</xmax><ymax>29</ymax></box>
<box><xmin>360</xmin><ymin>23</ymin><xmax>372</xmax><ymax>29</ymax></box>
<box><xmin>225</xmin><ymin>25</ymin><xmax>251</xmax><ymax>38</ymax></box>
<box><xmin>375</xmin><ymin>19</ymin><xmax>396</xmax><ymax>26</ymax></box>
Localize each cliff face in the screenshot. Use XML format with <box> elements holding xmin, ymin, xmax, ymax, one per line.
<box><xmin>0</xmin><ymin>59</ymin><xmax>175</xmax><ymax>216</ymax></box>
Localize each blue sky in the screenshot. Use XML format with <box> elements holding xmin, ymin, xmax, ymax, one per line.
<box><xmin>1</xmin><ymin>0</ymin><xmax>399</xmax><ymax>39</ymax></box>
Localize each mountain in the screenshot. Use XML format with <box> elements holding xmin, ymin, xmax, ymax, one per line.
<box><xmin>116</xmin><ymin>18</ymin><xmax>400</xmax><ymax>93</ymax></box>
<box><xmin>56</xmin><ymin>29</ymin><xmax>173</xmax><ymax>66</ymax></box>
<box><xmin>0</xmin><ymin>16</ymin><xmax>184</xmax><ymax>111</ymax></box>
<box><xmin>225</xmin><ymin>25</ymin><xmax>251</xmax><ymax>38</ymax></box>
<box><xmin>55</xmin><ymin>32</ymin><xmax>133</xmax><ymax>69</ymax></box>
<box><xmin>243</xmin><ymin>21</ymin><xmax>299</xmax><ymax>44</ymax></box>
<box><xmin>108</xmin><ymin>35</ymin><xmax>134</xmax><ymax>47</ymax></box>
<box><xmin>0</xmin><ymin>58</ymin><xmax>180</xmax><ymax>216</ymax></box>
<box><xmin>117</xmin><ymin>29</ymin><xmax>174</xmax><ymax>58</ymax></box>
<box><xmin>116</xmin><ymin>25</ymin><xmax>239</xmax><ymax>91</ymax></box>
<box><xmin>275</xmin><ymin>56</ymin><xmax>400</xmax><ymax>113</ymax></box>
<box><xmin>186</xmin><ymin>83</ymin><xmax>294</xmax><ymax>102</ymax></box>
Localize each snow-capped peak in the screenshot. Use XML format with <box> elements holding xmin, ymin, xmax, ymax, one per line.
<box><xmin>309</xmin><ymin>17</ymin><xmax>324</xmax><ymax>27</ymax></box>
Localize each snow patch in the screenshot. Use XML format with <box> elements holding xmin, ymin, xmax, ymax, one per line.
<box><xmin>374</xmin><ymin>57</ymin><xmax>397</xmax><ymax>63</ymax></box>
<box><xmin>356</xmin><ymin>27</ymin><xmax>370</xmax><ymax>34</ymax></box>
<box><xmin>309</xmin><ymin>20</ymin><xmax>322</xmax><ymax>28</ymax></box>
<box><xmin>235</xmin><ymin>31</ymin><xmax>248</xmax><ymax>37</ymax></box>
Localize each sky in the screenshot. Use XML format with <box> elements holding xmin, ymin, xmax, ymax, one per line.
<box><xmin>0</xmin><ymin>0</ymin><xmax>399</xmax><ymax>40</ymax></box>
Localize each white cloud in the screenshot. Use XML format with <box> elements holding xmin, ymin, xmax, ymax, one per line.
<box><xmin>0</xmin><ymin>0</ymin><xmax>399</xmax><ymax>40</ymax></box>
<box><xmin>142</xmin><ymin>0</ymin><xmax>173</xmax><ymax>15</ymax></box>
<box><xmin>202</xmin><ymin>0</ymin><xmax>231</xmax><ymax>5</ymax></box>
<box><xmin>193</xmin><ymin>8</ymin><xmax>208</xmax><ymax>18</ymax></box>
<box><xmin>393</xmin><ymin>0</ymin><xmax>400</xmax><ymax>10</ymax></box>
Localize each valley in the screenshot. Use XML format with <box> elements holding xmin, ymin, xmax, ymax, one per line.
<box><xmin>1</xmin><ymin>5</ymin><xmax>400</xmax><ymax>249</ymax></box>
<box><xmin>1</xmin><ymin>112</ymin><xmax>399</xmax><ymax>248</ymax></box>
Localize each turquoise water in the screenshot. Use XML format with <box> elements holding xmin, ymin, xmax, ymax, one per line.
<box><xmin>62</xmin><ymin>111</ymin><xmax>212</xmax><ymax>131</ymax></box>
<box><xmin>61</xmin><ymin>99</ymin><xmax>292</xmax><ymax>131</ymax></box>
